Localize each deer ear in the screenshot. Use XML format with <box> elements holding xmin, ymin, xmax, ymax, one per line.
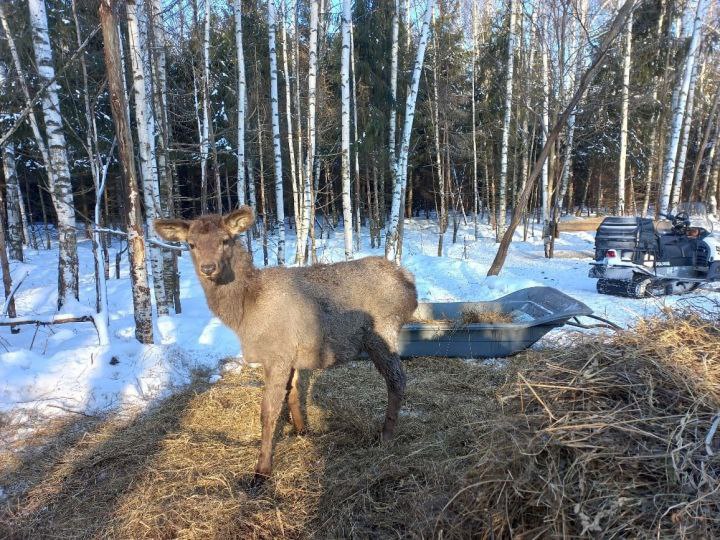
<box><xmin>223</xmin><ymin>206</ymin><xmax>254</xmax><ymax>235</ymax></box>
<box><xmin>154</xmin><ymin>219</ymin><xmax>190</xmax><ymax>242</ymax></box>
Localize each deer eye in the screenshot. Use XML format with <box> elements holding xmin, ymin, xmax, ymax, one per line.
<box><xmin>222</xmin><ymin>238</ymin><xmax>231</xmax><ymax>246</ymax></box>
<box><xmin>188</xmin><ymin>242</ymin><xmax>195</xmax><ymax>250</ymax></box>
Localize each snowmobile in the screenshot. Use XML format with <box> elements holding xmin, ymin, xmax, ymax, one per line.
<box><xmin>589</xmin><ymin>204</ymin><xmax>720</xmax><ymax>298</ymax></box>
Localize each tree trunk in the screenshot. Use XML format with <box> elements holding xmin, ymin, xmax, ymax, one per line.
<box><xmin>297</xmin><ymin>0</ymin><xmax>319</xmax><ymax>265</ymax></box>
<box><xmin>496</xmin><ymin>0</ymin><xmax>517</xmax><ymax>241</ymax></box>
<box><xmin>659</xmin><ymin>0</ymin><xmax>707</xmax><ymax>213</ymax></box>
<box><xmin>127</xmin><ymin>0</ymin><xmax>168</xmax><ymax>316</ymax></box>
<box><xmin>385</xmin><ymin>0</ymin><xmax>433</xmax><ymax>261</ymax></box>
<box><xmin>1</xmin><ymin>142</ymin><xmax>23</xmax><ymax>262</ymax></box>
<box><xmin>617</xmin><ymin>3</ymin><xmax>633</xmax><ymax>215</ymax></box>
<box><xmin>340</xmin><ymin>0</ymin><xmax>353</xmax><ymax>259</ymax></box>
<box><xmin>267</xmin><ymin>0</ymin><xmax>285</xmax><ymax>266</ymax></box>
<box><xmin>234</xmin><ymin>0</ymin><xmax>247</xmax><ymax>212</ymax></box>
<box><xmin>688</xmin><ymin>87</ymin><xmax>720</xmax><ymax>201</ymax></box>
<box><xmin>99</xmin><ymin>0</ymin><xmax>153</xmax><ymax>343</ymax></box>
<box><xmin>28</xmin><ymin>0</ymin><xmax>80</xmax><ymax>309</ymax></box>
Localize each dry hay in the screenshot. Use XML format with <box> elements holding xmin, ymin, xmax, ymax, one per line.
<box><xmin>410</xmin><ymin>309</ymin><xmax>514</xmax><ymax>326</ymax></box>
<box><xmin>0</xmin><ymin>359</ymin><xmax>511</xmax><ymax>539</ymax></box>
<box><xmin>436</xmin><ymin>308</ymin><xmax>720</xmax><ymax>538</ymax></box>
<box><xmin>459</xmin><ymin>308</ymin><xmax>515</xmax><ymax>325</ymax></box>
<box><xmin>1</xmin><ymin>308</ymin><xmax>718</xmax><ymax>538</ymax></box>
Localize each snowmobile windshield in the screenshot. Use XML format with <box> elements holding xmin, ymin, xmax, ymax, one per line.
<box><xmin>672</xmin><ymin>203</ymin><xmax>713</xmax><ymax>234</ymax></box>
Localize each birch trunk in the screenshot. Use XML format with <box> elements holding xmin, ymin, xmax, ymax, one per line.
<box><xmin>659</xmin><ymin>0</ymin><xmax>707</xmax><ymax>213</ymax></box>
<box><xmin>280</xmin><ymin>1</ymin><xmax>299</xmax><ymax>233</ymax></box>
<box><xmin>351</xmin><ymin>22</ymin><xmax>361</xmax><ymax>251</ymax></box>
<box><xmin>471</xmin><ymin>0</ymin><xmax>479</xmax><ymax>239</ymax></box>
<box><xmin>28</xmin><ymin>0</ymin><xmax>79</xmax><ymax>308</ymax></box>
<box><xmin>388</xmin><ymin>0</ymin><xmax>399</xmax><ymax>178</ymax></box>
<box><xmin>1</xmin><ymin>143</ymin><xmax>23</xmax><ymax>261</ymax></box>
<box><xmin>235</xmin><ymin>0</ymin><xmax>247</xmax><ymax>209</ymax></box>
<box><xmin>267</xmin><ymin>0</ymin><xmax>285</xmax><ymax>265</ymax></box>
<box><xmin>496</xmin><ymin>0</ymin><xmax>517</xmax><ymax>241</ymax></box>
<box><xmin>199</xmin><ymin>0</ymin><xmax>211</xmax><ymax>213</ymax></box>
<box><xmin>670</xmin><ymin>57</ymin><xmax>702</xmax><ymax>206</ymax></box>
<box><xmin>340</xmin><ymin>0</ymin><xmax>353</xmax><ymax>259</ymax></box>
<box><xmin>385</xmin><ymin>0</ymin><xmax>433</xmax><ymax>261</ymax></box>
<box><xmin>99</xmin><ymin>0</ymin><xmax>153</xmax><ymax>343</ymax></box>
<box><xmin>617</xmin><ymin>4</ymin><xmax>633</xmax><ymax>215</ymax></box>
<box><xmin>297</xmin><ymin>0</ymin><xmax>319</xmax><ymax>265</ymax></box>
<box><xmin>127</xmin><ymin>0</ymin><xmax>168</xmax><ymax>315</ymax></box>
<box><xmin>541</xmin><ymin>22</ymin><xmax>550</xmax><ymax>252</ymax></box>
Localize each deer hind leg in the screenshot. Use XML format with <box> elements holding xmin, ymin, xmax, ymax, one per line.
<box><xmin>253</xmin><ymin>365</ymin><xmax>291</xmax><ymax>486</ymax></box>
<box><xmin>285</xmin><ymin>368</ymin><xmax>306</xmax><ymax>434</ymax></box>
<box><xmin>365</xmin><ymin>333</ymin><xmax>406</xmax><ymax>442</ymax></box>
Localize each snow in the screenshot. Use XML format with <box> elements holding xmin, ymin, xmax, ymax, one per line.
<box><xmin>1</xmin><ymin>217</ymin><xmax>718</xmax><ymax>425</ymax></box>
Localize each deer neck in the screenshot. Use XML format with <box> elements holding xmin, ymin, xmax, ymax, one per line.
<box><xmin>199</xmin><ymin>246</ymin><xmax>256</xmax><ymax>331</ymax></box>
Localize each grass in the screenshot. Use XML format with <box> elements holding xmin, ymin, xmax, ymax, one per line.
<box><xmin>1</xmin><ymin>307</ymin><xmax>718</xmax><ymax>538</ymax></box>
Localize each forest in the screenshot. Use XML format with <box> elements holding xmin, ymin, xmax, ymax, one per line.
<box><xmin>0</xmin><ymin>0</ymin><xmax>718</xmax><ymax>340</ymax></box>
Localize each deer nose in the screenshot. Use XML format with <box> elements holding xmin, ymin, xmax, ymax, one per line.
<box><xmin>200</xmin><ymin>263</ymin><xmax>217</xmax><ymax>276</ymax></box>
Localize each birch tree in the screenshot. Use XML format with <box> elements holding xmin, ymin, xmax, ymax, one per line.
<box><xmin>297</xmin><ymin>0</ymin><xmax>319</xmax><ymax>265</ymax></box>
<box><xmin>28</xmin><ymin>0</ymin><xmax>79</xmax><ymax>308</ymax></box>
<box><xmin>280</xmin><ymin>0</ymin><xmax>299</xmax><ymax>233</ymax></box>
<box><xmin>470</xmin><ymin>0</ymin><xmax>479</xmax><ymax>239</ymax></box>
<box><xmin>659</xmin><ymin>0</ymin><xmax>707</xmax><ymax>213</ymax></box>
<box><xmin>0</xmin><ymin>63</ymin><xmax>23</xmax><ymax>261</ymax></box>
<box><xmin>235</xmin><ymin>0</ymin><xmax>247</xmax><ymax>210</ymax></box>
<box><xmin>99</xmin><ymin>0</ymin><xmax>153</xmax><ymax>343</ymax></box>
<box><xmin>340</xmin><ymin>0</ymin><xmax>353</xmax><ymax>259</ymax></box>
<box><xmin>388</xmin><ymin>0</ymin><xmax>399</xmax><ymax>184</ymax></box>
<box><xmin>127</xmin><ymin>0</ymin><xmax>168</xmax><ymax>315</ymax></box>
<box><xmin>385</xmin><ymin>0</ymin><xmax>434</xmax><ymax>262</ymax></box>
<box><xmin>267</xmin><ymin>0</ymin><xmax>286</xmax><ymax>265</ymax></box>
<box><xmin>496</xmin><ymin>0</ymin><xmax>517</xmax><ymax>241</ymax></box>
<box><xmin>617</xmin><ymin>2</ymin><xmax>633</xmax><ymax>215</ymax></box>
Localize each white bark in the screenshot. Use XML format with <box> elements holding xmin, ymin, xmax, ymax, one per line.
<box><xmin>200</xmin><ymin>0</ymin><xmax>211</xmax><ymax>213</ymax></box>
<box><xmin>341</xmin><ymin>0</ymin><xmax>353</xmax><ymax>259</ymax></box>
<box><xmin>385</xmin><ymin>0</ymin><xmax>433</xmax><ymax>261</ymax></box>
<box><xmin>235</xmin><ymin>0</ymin><xmax>247</xmax><ymax>207</ymax></box>
<box><xmin>389</xmin><ymin>0</ymin><xmax>399</xmax><ymax>173</ymax></box>
<box><xmin>659</xmin><ymin>0</ymin><xmax>707</xmax><ymax>213</ymax></box>
<box><xmin>496</xmin><ymin>0</ymin><xmax>517</xmax><ymax>241</ymax></box>
<box><xmin>297</xmin><ymin>0</ymin><xmax>319</xmax><ymax>265</ymax></box>
<box><xmin>670</xmin><ymin>57</ymin><xmax>702</xmax><ymax>207</ymax></box>
<box><xmin>541</xmin><ymin>23</ymin><xmax>550</xmax><ymax>228</ymax></box>
<box><xmin>280</xmin><ymin>0</ymin><xmax>299</xmax><ymax>233</ymax></box>
<box><xmin>267</xmin><ymin>0</ymin><xmax>286</xmax><ymax>265</ymax></box>
<box><xmin>617</xmin><ymin>5</ymin><xmax>633</xmax><ymax>215</ymax></box>
<box><xmin>471</xmin><ymin>0</ymin><xmax>479</xmax><ymax>239</ymax></box>
<box><xmin>127</xmin><ymin>0</ymin><xmax>168</xmax><ymax>315</ymax></box>
<box><xmin>350</xmin><ymin>22</ymin><xmax>361</xmax><ymax>251</ymax></box>
<box><xmin>28</xmin><ymin>0</ymin><xmax>79</xmax><ymax>308</ymax></box>
<box><xmin>1</xmin><ymin>142</ymin><xmax>23</xmax><ymax>261</ymax></box>
<box><xmin>0</xmin><ymin>63</ymin><xmax>23</xmax><ymax>261</ymax></box>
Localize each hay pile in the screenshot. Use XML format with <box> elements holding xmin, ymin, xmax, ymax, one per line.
<box><xmin>1</xmin><ymin>308</ymin><xmax>718</xmax><ymax>538</ymax></box>
<box><xmin>410</xmin><ymin>308</ymin><xmax>514</xmax><ymax>325</ymax></box>
<box><xmin>437</xmin><ymin>309</ymin><xmax>720</xmax><ymax>538</ymax></box>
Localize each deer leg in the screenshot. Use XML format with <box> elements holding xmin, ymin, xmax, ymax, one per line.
<box><xmin>253</xmin><ymin>366</ymin><xmax>290</xmax><ymax>486</ymax></box>
<box><xmin>285</xmin><ymin>368</ymin><xmax>306</xmax><ymax>434</ymax></box>
<box><xmin>365</xmin><ymin>333</ymin><xmax>406</xmax><ymax>442</ymax></box>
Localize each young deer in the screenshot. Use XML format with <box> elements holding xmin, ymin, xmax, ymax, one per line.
<box><xmin>155</xmin><ymin>207</ymin><xmax>418</xmax><ymax>485</ymax></box>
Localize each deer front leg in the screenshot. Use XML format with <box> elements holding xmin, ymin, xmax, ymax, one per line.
<box><xmin>285</xmin><ymin>368</ymin><xmax>306</xmax><ymax>434</ymax></box>
<box><xmin>253</xmin><ymin>366</ymin><xmax>290</xmax><ymax>487</ymax></box>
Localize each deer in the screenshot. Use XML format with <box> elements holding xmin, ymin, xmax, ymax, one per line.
<box><xmin>154</xmin><ymin>206</ymin><xmax>418</xmax><ymax>486</ymax></box>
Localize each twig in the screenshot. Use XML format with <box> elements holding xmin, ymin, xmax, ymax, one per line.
<box><xmin>2</xmin><ymin>269</ymin><xmax>29</xmax><ymax>315</ymax></box>
<box><xmin>518</xmin><ymin>372</ymin><xmax>557</xmax><ymax>421</ymax></box>
<box><xmin>705</xmin><ymin>413</ymin><xmax>720</xmax><ymax>456</ymax></box>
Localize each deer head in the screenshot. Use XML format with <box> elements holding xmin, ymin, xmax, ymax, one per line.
<box><xmin>154</xmin><ymin>206</ymin><xmax>254</xmax><ymax>283</ymax></box>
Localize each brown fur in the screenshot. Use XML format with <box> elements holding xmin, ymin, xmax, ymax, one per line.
<box><xmin>154</xmin><ymin>207</ymin><xmax>418</xmax><ymax>485</ymax></box>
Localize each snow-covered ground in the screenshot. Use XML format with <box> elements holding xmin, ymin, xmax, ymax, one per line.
<box><xmin>1</xmin><ymin>217</ymin><xmax>718</xmax><ymax>424</ymax></box>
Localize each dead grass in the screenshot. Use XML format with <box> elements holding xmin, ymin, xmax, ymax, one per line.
<box><xmin>1</xmin><ymin>308</ymin><xmax>718</xmax><ymax>538</ymax></box>
<box><xmin>410</xmin><ymin>309</ymin><xmax>514</xmax><ymax>325</ymax></box>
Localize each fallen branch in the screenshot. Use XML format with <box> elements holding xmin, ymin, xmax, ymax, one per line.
<box><xmin>3</xmin><ymin>269</ymin><xmax>30</xmax><ymax>316</ymax></box>
<box><xmin>0</xmin><ymin>314</ymin><xmax>100</xmax><ymax>343</ymax></box>
<box><xmin>706</xmin><ymin>413</ymin><xmax>720</xmax><ymax>456</ymax></box>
